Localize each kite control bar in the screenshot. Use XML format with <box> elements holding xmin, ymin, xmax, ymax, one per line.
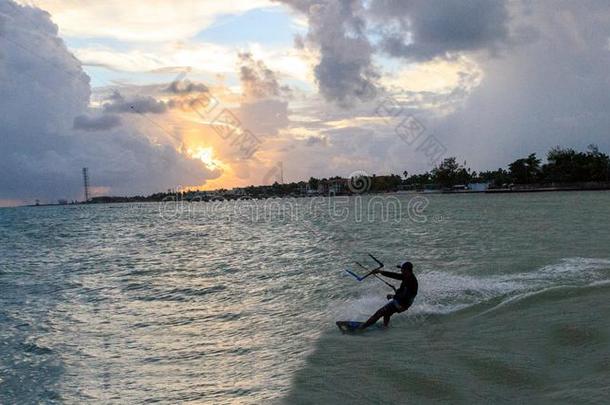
<box><xmin>368</xmin><ymin>254</ymin><xmax>384</xmax><ymax>268</ymax></box>
<box><xmin>344</xmin><ymin>253</ymin><xmax>397</xmax><ymax>292</ymax></box>
<box><xmin>355</xmin><ymin>261</ymin><xmax>397</xmax><ymax>292</ymax></box>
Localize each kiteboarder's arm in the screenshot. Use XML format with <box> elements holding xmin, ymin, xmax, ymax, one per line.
<box><xmin>375</xmin><ymin>270</ymin><xmax>403</xmax><ymax>280</ymax></box>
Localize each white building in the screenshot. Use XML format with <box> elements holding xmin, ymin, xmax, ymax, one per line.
<box><xmin>467</xmin><ymin>182</ymin><xmax>490</xmax><ymax>192</ymax></box>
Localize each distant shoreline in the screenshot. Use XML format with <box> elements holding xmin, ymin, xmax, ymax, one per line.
<box><xmin>484</xmin><ymin>185</ymin><xmax>610</xmax><ymax>194</ymax></box>
<box><xmin>13</xmin><ymin>145</ymin><xmax>610</xmax><ymax>208</ymax></box>
<box><xmin>447</xmin><ymin>183</ymin><xmax>610</xmax><ymax>194</ymax></box>
<box><xmin>17</xmin><ymin>183</ymin><xmax>610</xmax><ymax>208</ymax></box>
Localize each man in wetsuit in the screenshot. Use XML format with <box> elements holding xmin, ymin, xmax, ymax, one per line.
<box><xmin>359</xmin><ymin>261</ymin><xmax>418</xmax><ymax>329</ymax></box>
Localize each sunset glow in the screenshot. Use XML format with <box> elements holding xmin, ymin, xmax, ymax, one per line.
<box><xmin>189</xmin><ymin>147</ymin><xmax>222</xmax><ymax>171</ymax></box>
<box><xmin>3</xmin><ymin>2</ymin><xmax>610</xmax><ymax>404</ymax></box>
<box><xmin>3</xmin><ymin>0</ymin><xmax>610</xmax><ymax>206</ymax></box>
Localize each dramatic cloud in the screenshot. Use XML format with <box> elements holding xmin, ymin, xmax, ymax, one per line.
<box><xmin>275</xmin><ymin>0</ymin><xmax>379</xmax><ymax>106</ymax></box>
<box><xmin>236</xmin><ymin>53</ymin><xmax>290</xmax><ymax>136</ymax></box>
<box><xmin>434</xmin><ymin>0</ymin><xmax>610</xmax><ymax>169</ymax></box>
<box><xmin>239</xmin><ymin>53</ymin><xmax>279</xmax><ymax>99</ymax></box>
<box><xmin>4</xmin><ymin>0</ymin><xmax>610</xmax><ymax>201</ymax></box>
<box><xmin>275</xmin><ymin>0</ymin><xmax>610</xmax><ymax>176</ymax></box>
<box><xmin>0</xmin><ymin>1</ymin><xmax>90</xmax><ymax>133</ymax></box>
<box><xmin>102</xmin><ymin>91</ymin><xmax>168</xmax><ymax>114</ymax></box>
<box><xmin>0</xmin><ymin>1</ymin><xmax>217</xmax><ymax>203</ymax></box>
<box><xmin>73</xmin><ymin>114</ymin><xmax>122</xmax><ymax>131</ymax></box>
<box><xmin>305</xmin><ymin>135</ymin><xmax>327</xmax><ymax>147</ymax></box>
<box><xmin>165</xmin><ymin>78</ymin><xmax>208</xmax><ymax>94</ymax></box>
<box><xmin>369</xmin><ymin>0</ymin><xmax>510</xmax><ymax>60</ymax></box>
<box><xmin>277</xmin><ymin>0</ymin><xmax>509</xmax><ymax>104</ymax></box>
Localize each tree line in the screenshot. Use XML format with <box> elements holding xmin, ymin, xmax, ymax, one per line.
<box><xmin>307</xmin><ymin>144</ymin><xmax>610</xmax><ymax>192</ymax></box>
<box><xmin>430</xmin><ymin>144</ymin><xmax>610</xmax><ymax>188</ymax></box>
<box><xmin>91</xmin><ymin>144</ymin><xmax>610</xmax><ymax>202</ymax></box>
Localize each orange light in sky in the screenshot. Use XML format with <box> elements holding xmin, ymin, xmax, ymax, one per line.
<box><xmin>188</xmin><ymin>146</ymin><xmax>222</xmax><ymax>170</ymax></box>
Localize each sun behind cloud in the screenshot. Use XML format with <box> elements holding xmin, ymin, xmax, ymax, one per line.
<box><xmin>188</xmin><ymin>146</ymin><xmax>223</xmax><ymax>170</ymax></box>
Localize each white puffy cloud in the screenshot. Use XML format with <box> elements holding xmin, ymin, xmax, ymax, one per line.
<box><xmin>17</xmin><ymin>0</ymin><xmax>274</xmax><ymax>42</ymax></box>
<box><xmin>72</xmin><ymin>42</ymin><xmax>237</xmax><ymax>74</ymax></box>
<box><xmin>71</xmin><ymin>41</ymin><xmax>313</xmax><ymax>86</ymax></box>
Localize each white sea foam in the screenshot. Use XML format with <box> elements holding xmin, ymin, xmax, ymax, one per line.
<box><xmin>342</xmin><ymin>257</ymin><xmax>610</xmax><ymax>320</ymax></box>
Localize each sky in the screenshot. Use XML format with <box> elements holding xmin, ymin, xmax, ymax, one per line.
<box><xmin>1</xmin><ymin>0</ymin><xmax>610</xmax><ymax>206</ymax></box>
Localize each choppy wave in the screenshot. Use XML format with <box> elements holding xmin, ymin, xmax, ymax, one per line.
<box><xmin>284</xmin><ymin>257</ymin><xmax>610</xmax><ymax>404</ymax></box>
<box><xmin>2</xmin><ymin>194</ymin><xmax>610</xmax><ymax>404</ymax></box>
<box><xmin>340</xmin><ymin>257</ymin><xmax>610</xmax><ymax>322</ymax></box>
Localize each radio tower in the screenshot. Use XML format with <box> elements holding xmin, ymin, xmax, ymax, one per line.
<box><xmin>82</xmin><ymin>167</ymin><xmax>90</xmax><ymax>202</ymax></box>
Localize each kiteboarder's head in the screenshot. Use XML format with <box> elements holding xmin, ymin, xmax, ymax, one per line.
<box><xmin>397</xmin><ymin>261</ymin><xmax>413</xmax><ymax>275</ymax></box>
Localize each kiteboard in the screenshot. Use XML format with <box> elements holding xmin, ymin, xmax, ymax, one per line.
<box><xmin>336</xmin><ymin>321</ymin><xmax>384</xmax><ymax>333</ymax></box>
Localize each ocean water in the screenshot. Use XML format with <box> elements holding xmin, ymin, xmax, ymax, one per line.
<box><xmin>1</xmin><ymin>192</ymin><xmax>609</xmax><ymax>404</ymax></box>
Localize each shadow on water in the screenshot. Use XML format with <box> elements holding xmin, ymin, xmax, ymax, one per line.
<box><xmin>281</xmin><ymin>282</ymin><xmax>610</xmax><ymax>404</ymax></box>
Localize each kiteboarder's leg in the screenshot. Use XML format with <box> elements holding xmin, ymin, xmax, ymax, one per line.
<box><xmin>383</xmin><ymin>312</ymin><xmax>392</xmax><ymax>327</ymax></box>
<box><xmin>360</xmin><ymin>301</ymin><xmax>397</xmax><ymax>329</ymax></box>
<box><xmin>383</xmin><ymin>300</ymin><xmax>404</xmax><ymax>326</ymax></box>
<box><xmin>359</xmin><ymin>307</ymin><xmax>385</xmax><ymax>329</ymax></box>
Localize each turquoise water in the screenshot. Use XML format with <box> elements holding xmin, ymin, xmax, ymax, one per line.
<box><xmin>1</xmin><ymin>192</ymin><xmax>609</xmax><ymax>403</ymax></box>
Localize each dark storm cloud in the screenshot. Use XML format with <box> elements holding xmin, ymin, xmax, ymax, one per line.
<box><xmin>0</xmin><ymin>0</ymin><xmax>216</xmax><ymax>203</ymax></box>
<box><xmin>277</xmin><ymin>0</ymin><xmax>510</xmax><ymax>103</ymax></box>
<box><xmin>102</xmin><ymin>91</ymin><xmax>168</xmax><ymax>114</ymax></box>
<box><xmin>73</xmin><ymin>114</ymin><xmax>122</xmax><ymax>131</ymax></box>
<box><xmin>275</xmin><ymin>0</ymin><xmax>379</xmax><ymax>106</ymax></box>
<box><xmin>305</xmin><ymin>136</ymin><xmax>327</xmax><ymax>147</ymax></box>
<box><xmin>433</xmin><ymin>0</ymin><xmax>610</xmax><ymax>169</ymax></box>
<box><xmin>165</xmin><ymin>79</ymin><xmax>208</xmax><ymax>94</ymax></box>
<box><xmin>277</xmin><ymin>0</ymin><xmax>610</xmax><ymax>177</ymax></box>
<box><xmin>370</xmin><ymin>0</ymin><xmax>510</xmax><ymax>60</ymax></box>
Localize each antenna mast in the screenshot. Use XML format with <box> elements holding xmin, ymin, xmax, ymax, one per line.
<box><xmin>82</xmin><ymin>167</ymin><xmax>90</xmax><ymax>202</ymax></box>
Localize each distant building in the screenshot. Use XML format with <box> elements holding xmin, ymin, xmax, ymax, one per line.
<box><xmin>467</xmin><ymin>182</ymin><xmax>490</xmax><ymax>192</ymax></box>
<box><xmin>231</xmin><ymin>187</ymin><xmax>248</xmax><ymax>196</ymax></box>
<box><xmin>423</xmin><ymin>184</ymin><xmax>442</xmax><ymax>193</ymax></box>
<box><xmin>328</xmin><ymin>178</ymin><xmax>348</xmax><ymax>194</ymax></box>
<box><xmin>58</xmin><ymin>199</ymin><xmax>68</xmax><ymax>205</ymax></box>
<box><xmin>305</xmin><ymin>183</ymin><xmax>319</xmax><ymax>195</ymax></box>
